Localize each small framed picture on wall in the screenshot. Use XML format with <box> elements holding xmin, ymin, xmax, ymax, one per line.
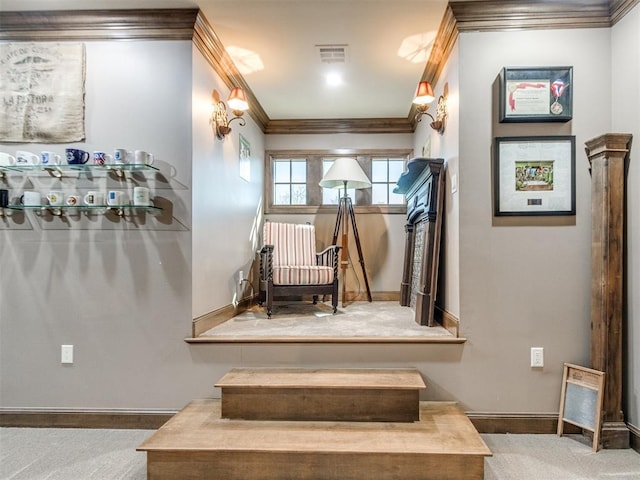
<box><xmin>493</xmin><ymin>135</ymin><xmax>576</xmax><ymax>216</ymax></box>
<box><xmin>499</xmin><ymin>66</ymin><xmax>573</xmax><ymax>123</ymax></box>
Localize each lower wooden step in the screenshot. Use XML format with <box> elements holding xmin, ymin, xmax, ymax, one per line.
<box><xmin>137</xmin><ymin>399</ymin><xmax>492</xmax><ymax>480</ymax></box>
<box><xmin>215</xmin><ymin>367</ymin><xmax>426</xmax><ymax>422</ymax></box>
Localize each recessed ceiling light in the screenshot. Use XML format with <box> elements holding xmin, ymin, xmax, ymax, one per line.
<box><xmin>325</xmin><ymin>72</ymin><xmax>343</xmax><ymax>86</ymax></box>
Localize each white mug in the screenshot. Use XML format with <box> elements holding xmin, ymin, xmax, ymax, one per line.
<box><xmin>41</xmin><ymin>151</ymin><xmax>62</xmax><ymax>166</ymax></box>
<box><xmin>107</xmin><ymin>190</ymin><xmax>125</xmax><ymax>206</ymax></box>
<box><xmin>20</xmin><ymin>191</ymin><xmax>41</xmax><ymax>206</ymax></box>
<box><xmin>16</xmin><ymin>150</ymin><xmax>40</xmax><ymax>166</ymax></box>
<box><xmin>134</xmin><ymin>150</ymin><xmax>154</xmax><ymax>165</ymax></box>
<box><xmin>65</xmin><ymin>194</ymin><xmax>81</xmax><ymax>206</ymax></box>
<box><xmin>133</xmin><ymin>186</ymin><xmax>150</xmax><ymax>206</ymax></box>
<box><xmin>0</xmin><ymin>152</ymin><xmax>17</xmax><ymax>166</ymax></box>
<box><xmin>113</xmin><ymin>148</ymin><xmax>131</xmax><ymax>165</ymax></box>
<box><xmin>46</xmin><ymin>191</ymin><xmax>65</xmax><ymax>207</ymax></box>
<box><xmin>84</xmin><ymin>191</ymin><xmax>105</xmax><ymax>206</ymax></box>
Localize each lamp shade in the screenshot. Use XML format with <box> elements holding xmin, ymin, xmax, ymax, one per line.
<box><xmin>227</xmin><ymin>87</ymin><xmax>249</xmax><ymax>112</ymax></box>
<box><xmin>412</xmin><ymin>81</ymin><xmax>435</xmax><ymax>105</ymax></box>
<box><xmin>319</xmin><ymin>157</ymin><xmax>371</xmax><ymax>189</ymax></box>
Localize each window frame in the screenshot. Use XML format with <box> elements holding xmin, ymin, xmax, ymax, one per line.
<box><xmin>265</xmin><ymin>149</ymin><xmax>412</xmax><ymax>215</ymax></box>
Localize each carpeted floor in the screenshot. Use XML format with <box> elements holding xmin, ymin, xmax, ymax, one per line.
<box><xmin>200</xmin><ymin>301</ymin><xmax>454</xmax><ymax>340</ymax></box>
<box><xmin>1</xmin><ymin>428</ymin><xmax>639</xmax><ymax>479</ymax></box>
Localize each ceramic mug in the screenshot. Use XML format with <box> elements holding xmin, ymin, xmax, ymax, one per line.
<box><xmin>20</xmin><ymin>191</ymin><xmax>41</xmax><ymax>206</ymax></box>
<box><xmin>0</xmin><ymin>189</ymin><xmax>9</xmax><ymax>208</ymax></box>
<box><xmin>83</xmin><ymin>191</ymin><xmax>105</xmax><ymax>206</ymax></box>
<box><xmin>66</xmin><ymin>148</ymin><xmax>90</xmax><ymax>165</ymax></box>
<box><xmin>107</xmin><ymin>190</ymin><xmax>125</xmax><ymax>206</ymax></box>
<box><xmin>132</xmin><ymin>186</ymin><xmax>150</xmax><ymax>206</ymax></box>
<box><xmin>16</xmin><ymin>150</ymin><xmax>40</xmax><ymax>166</ymax></box>
<box><xmin>65</xmin><ymin>194</ymin><xmax>81</xmax><ymax>206</ymax></box>
<box><xmin>41</xmin><ymin>151</ymin><xmax>62</xmax><ymax>166</ymax></box>
<box><xmin>0</xmin><ymin>152</ymin><xmax>17</xmax><ymax>166</ymax></box>
<box><xmin>134</xmin><ymin>150</ymin><xmax>154</xmax><ymax>165</ymax></box>
<box><xmin>93</xmin><ymin>151</ymin><xmax>113</xmax><ymax>166</ymax></box>
<box><xmin>46</xmin><ymin>191</ymin><xmax>65</xmax><ymax>207</ymax></box>
<box><xmin>113</xmin><ymin>149</ymin><xmax>131</xmax><ymax>165</ymax></box>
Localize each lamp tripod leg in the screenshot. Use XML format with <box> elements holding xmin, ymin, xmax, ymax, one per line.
<box><xmin>346</xmin><ymin>199</ymin><xmax>372</xmax><ymax>302</ymax></box>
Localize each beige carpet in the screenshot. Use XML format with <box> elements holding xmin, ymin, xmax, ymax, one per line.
<box><xmin>200</xmin><ymin>301</ymin><xmax>454</xmax><ymax>341</ymax></box>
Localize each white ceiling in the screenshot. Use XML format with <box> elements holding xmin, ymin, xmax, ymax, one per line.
<box><xmin>3</xmin><ymin>0</ymin><xmax>451</xmax><ymax>120</ymax></box>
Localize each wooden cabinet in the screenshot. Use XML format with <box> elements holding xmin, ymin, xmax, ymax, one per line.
<box><xmin>394</xmin><ymin>158</ymin><xmax>445</xmax><ymax>326</ymax></box>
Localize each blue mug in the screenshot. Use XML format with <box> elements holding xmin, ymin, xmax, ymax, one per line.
<box><xmin>65</xmin><ymin>148</ymin><xmax>90</xmax><ymax>165</ymax></box>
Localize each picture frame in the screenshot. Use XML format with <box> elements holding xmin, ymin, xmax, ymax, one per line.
<box><xmin>499</xmin><ymin>66</ymin><xmax>573</xmax><ymax>123</ymax></box>
<box><xmin>493</xmin><ymin>136</ymin><xmax>576</xmax><ymax>216</ymax></box>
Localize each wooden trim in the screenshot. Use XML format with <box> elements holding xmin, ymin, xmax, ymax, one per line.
<box><xmin>192</xmin><ymin>295</ymin><xmax>256</xmax><ymax>337</ymax></box>
<box><xmin>435</xmin><ymin>306</ymin><xmax>460</xmax><ymax>337</ymax></box>
<box><xmin>610</xmin><ymin>0</ymin><xmax>640</xmax><ymax>24</ymax></box>
<box><xmin>629</xmin><ymin>422</ymin><xmax>640</xmax><ymax>453</ymax></box>
<box><xmin>450</xmin><ymin>1</ymin><xmax>612</xmax><ymax>32</ymax></box>
<box><xmin>265</xmin><ymin>118</ymin><xmax>413</xmax><ymax>135</ymax></box>
<box><xmin>193</xmin><ymin>11</ymin><xmax>270</xmax><ymax>132</ymax></box>
<box><xmin>0</xmin><ymin>409</ymin><xmax>175</xmax><ymax>429</ymax></box>
<box><xmin>410</xmin><ymin>5</ymin><xmax>459</xmax><ymax>126</ymax></box>
<box><xmin>186</xmin><ymin>335</ymin><xmax>467</xmax><ymax>344</ymax></box>
<box><xmin>468</xmin><ymin>412</ymin><xmax>582</xmax><ymax>435</ymax></box>
<box><xmin>0</xmin><ymin>9</ymin><xmax>199</xmax><ymax>41</ymax></box>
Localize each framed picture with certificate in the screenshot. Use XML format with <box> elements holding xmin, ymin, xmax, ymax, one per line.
<box><xmin>493</xmin><ymin>136</ymin><xmax>576</xmax><ymax>216</ymax></box>
<box><xmin>499</xmin><ymin>66</ymin><xmax>573</xmax><ymax>123</ymax></box>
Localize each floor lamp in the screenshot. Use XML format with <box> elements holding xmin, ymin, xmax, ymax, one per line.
<box><xmin>319</xmin><ymin>157</ymin><xmax>373</xmax><ymax>306</ymax></box>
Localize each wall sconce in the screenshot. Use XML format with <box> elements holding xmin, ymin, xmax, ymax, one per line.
<box><xmin>412</xmin><ymin>81</ymin><xmax>447</xmax><ymax>135</ymax></box>
<box><xmin>211</xmin><ymin>87</ymin><xmax>249</xmax><ymax>140</ymax></box>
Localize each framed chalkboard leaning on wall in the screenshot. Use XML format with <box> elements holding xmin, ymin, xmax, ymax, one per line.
<box><xmin>557</xmin><ymin>363</ymin><xmax>605</xmax><ymax>452</ymax></box>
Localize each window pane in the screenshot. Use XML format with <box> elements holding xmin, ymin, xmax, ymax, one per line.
<box><xmin>371</xmin><ymin>160</ymin><xmax>387</xmax><ymax>182</ymax></box>
<box><xmin>291</xmin><ymin>184</ymin><xmax>306</xmax><ymax>205</ymax></box>
<box><xmin>291</xmin><ymin>161</ymin><xmax>306</xmax><ymax>183</ymax></box>
<box><xmin>372</xmin><ymin>184</ymin><xmax>388</xmax><ymax>204</ymax></box>
<box><xmin>388</xmin><ymin>160</ymin><xmax>404</xmax><ymax>181</ymax></box>
<box><xmin>323</xmin><ymin>187</ymin><xmax>340</xmax><ymax>205</ymax></box>
<box><xmin>274</xmin><ymin>160</ymin><xmax>290</xmax><ymax>183</ymax></box>
<box><xmin>274</xmin><ymin>184</ymin><xmax>291</xmax><ymax>205</ymax></box>
<box><xmin>389</xmin><ymin>185</ymin><xmax>404</xmax><ymax>205</ymax></box>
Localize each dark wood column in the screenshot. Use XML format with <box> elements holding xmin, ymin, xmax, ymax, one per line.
<box><xmin>585</xmin><ymin>133</ymin><xmax>633</xmax><ymax>449</ymax></box>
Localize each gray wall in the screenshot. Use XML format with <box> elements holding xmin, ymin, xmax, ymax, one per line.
<box><xmin>612</xmin><ymin>6</ymin><xmax>640</xmax><ymax>428</ymax></box>
<box><xmin>1</xmin><ymin>6</ymin><xmax>638</xmax><ymax>421</ymax></box>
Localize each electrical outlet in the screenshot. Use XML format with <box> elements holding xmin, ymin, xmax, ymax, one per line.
<box><xmin>61</xmin><ymin>345</ymin><xmax>74</xmax><ymax>364</ymax></box>
<box><xmin>531</xmin><ymin>347</ymin><xmax>544</xmax><ymax>367</ymax></box>
<box><xmin>238</xmin><ymin>270</ymin><xmax>244</xmax><ymax>285</ymax></box>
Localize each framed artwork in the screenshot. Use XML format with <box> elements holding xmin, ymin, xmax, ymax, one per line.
<box><xmin>499</xmin><ymin>66</ymin><xmax>573</xmax><ymax>123</ymax></box>
<box><xmin>239</xmin><ymin>133</ymin><xmax>251</xmax><ymax>181</ymax></box>
<box><xmin>493</xmin><ymin>136</ymin><xmax>576</xmax><ymax>216</ymax></box>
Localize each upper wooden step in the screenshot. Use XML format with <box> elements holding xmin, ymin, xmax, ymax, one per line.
<box><xmin>215</xmin><ymin>368</ymin><xmax>426</xmax><ymax>422</ymax></box>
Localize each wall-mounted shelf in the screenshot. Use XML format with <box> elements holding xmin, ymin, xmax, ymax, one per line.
<box><xmin>1</xmin><ymin>204</ymin><xmax>161</xmax><ymax>217</ymax></box>
<box><xmin>0</xmin><ymin>163</ymin><xmax>159</xmax><ymax>179</ymax></box>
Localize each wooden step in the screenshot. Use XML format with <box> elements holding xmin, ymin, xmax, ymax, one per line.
<box><xmin>138</xmin><ymin>399</ymin><xmax>491</xmax><ymax>480</ymax></box>
<box><xmin>215</xmin><ymin>368</ymin><xmax>426</xmax><ymax>422</ymax></box>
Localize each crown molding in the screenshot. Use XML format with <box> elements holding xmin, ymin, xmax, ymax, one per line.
<box><xmin>450</xmin><ymin>0</ymin><xmax>612</xmax><ymax>32</ymax></box>
<box><xmin>610</xmin><ymin>0</ymin><xmax>640</xmax><ymax>24</ymax></box>
<box><xmin>264</xmin><ymin>118</ymin><xmax>413</xmax><ymax>135</ymax></box>
<box><xmin>193</xmin><ymin>12</ymin><xmax>269</xmax><ymax>132</ymax></box>
<box><xmin>0</xmin><ymin>9</ymin><xmax>199</xmax><ymax>41</ymax></box>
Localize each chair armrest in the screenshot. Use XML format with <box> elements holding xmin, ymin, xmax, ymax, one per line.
<box><xmin>316</xmin><ymin>245</ymin><xmax>341</xmax><ymax>273</ymax></box>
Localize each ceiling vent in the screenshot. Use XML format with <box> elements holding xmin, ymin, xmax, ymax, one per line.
<box><xmin>316</xmin><ymin>44</ymin><xmax>349</xmax><ymax>64</ymax></box>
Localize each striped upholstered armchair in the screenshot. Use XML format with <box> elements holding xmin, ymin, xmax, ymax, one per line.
<box><xmin>259</xmin><ymin>221</ymin><xmax>340</xmax><ymax>318</ymax></box>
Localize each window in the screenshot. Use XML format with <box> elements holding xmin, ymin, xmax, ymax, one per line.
<box><xmin>371</xmin><ymin>158</ymin><xmax>406</xmax><ymax>205</ymax></box>
<box><xmin>273</xmin><ymin>159</ymin><xmax>307</xmax><ymax>205</ymax></box>
<box><xmin>265</xmin><ymin>149</ymin><xmax>411</xmax><ymax>214</ymax></box>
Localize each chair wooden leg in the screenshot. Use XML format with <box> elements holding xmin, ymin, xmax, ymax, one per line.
<box><xmin>267</xmin><ymin>282</ymin><xmax>273</xmax><ymax>318</ymax></box>
<box><xmin>312</xmin><ymin>295</ymin><xmax>319</xmax><ymax>304</ymax></box>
